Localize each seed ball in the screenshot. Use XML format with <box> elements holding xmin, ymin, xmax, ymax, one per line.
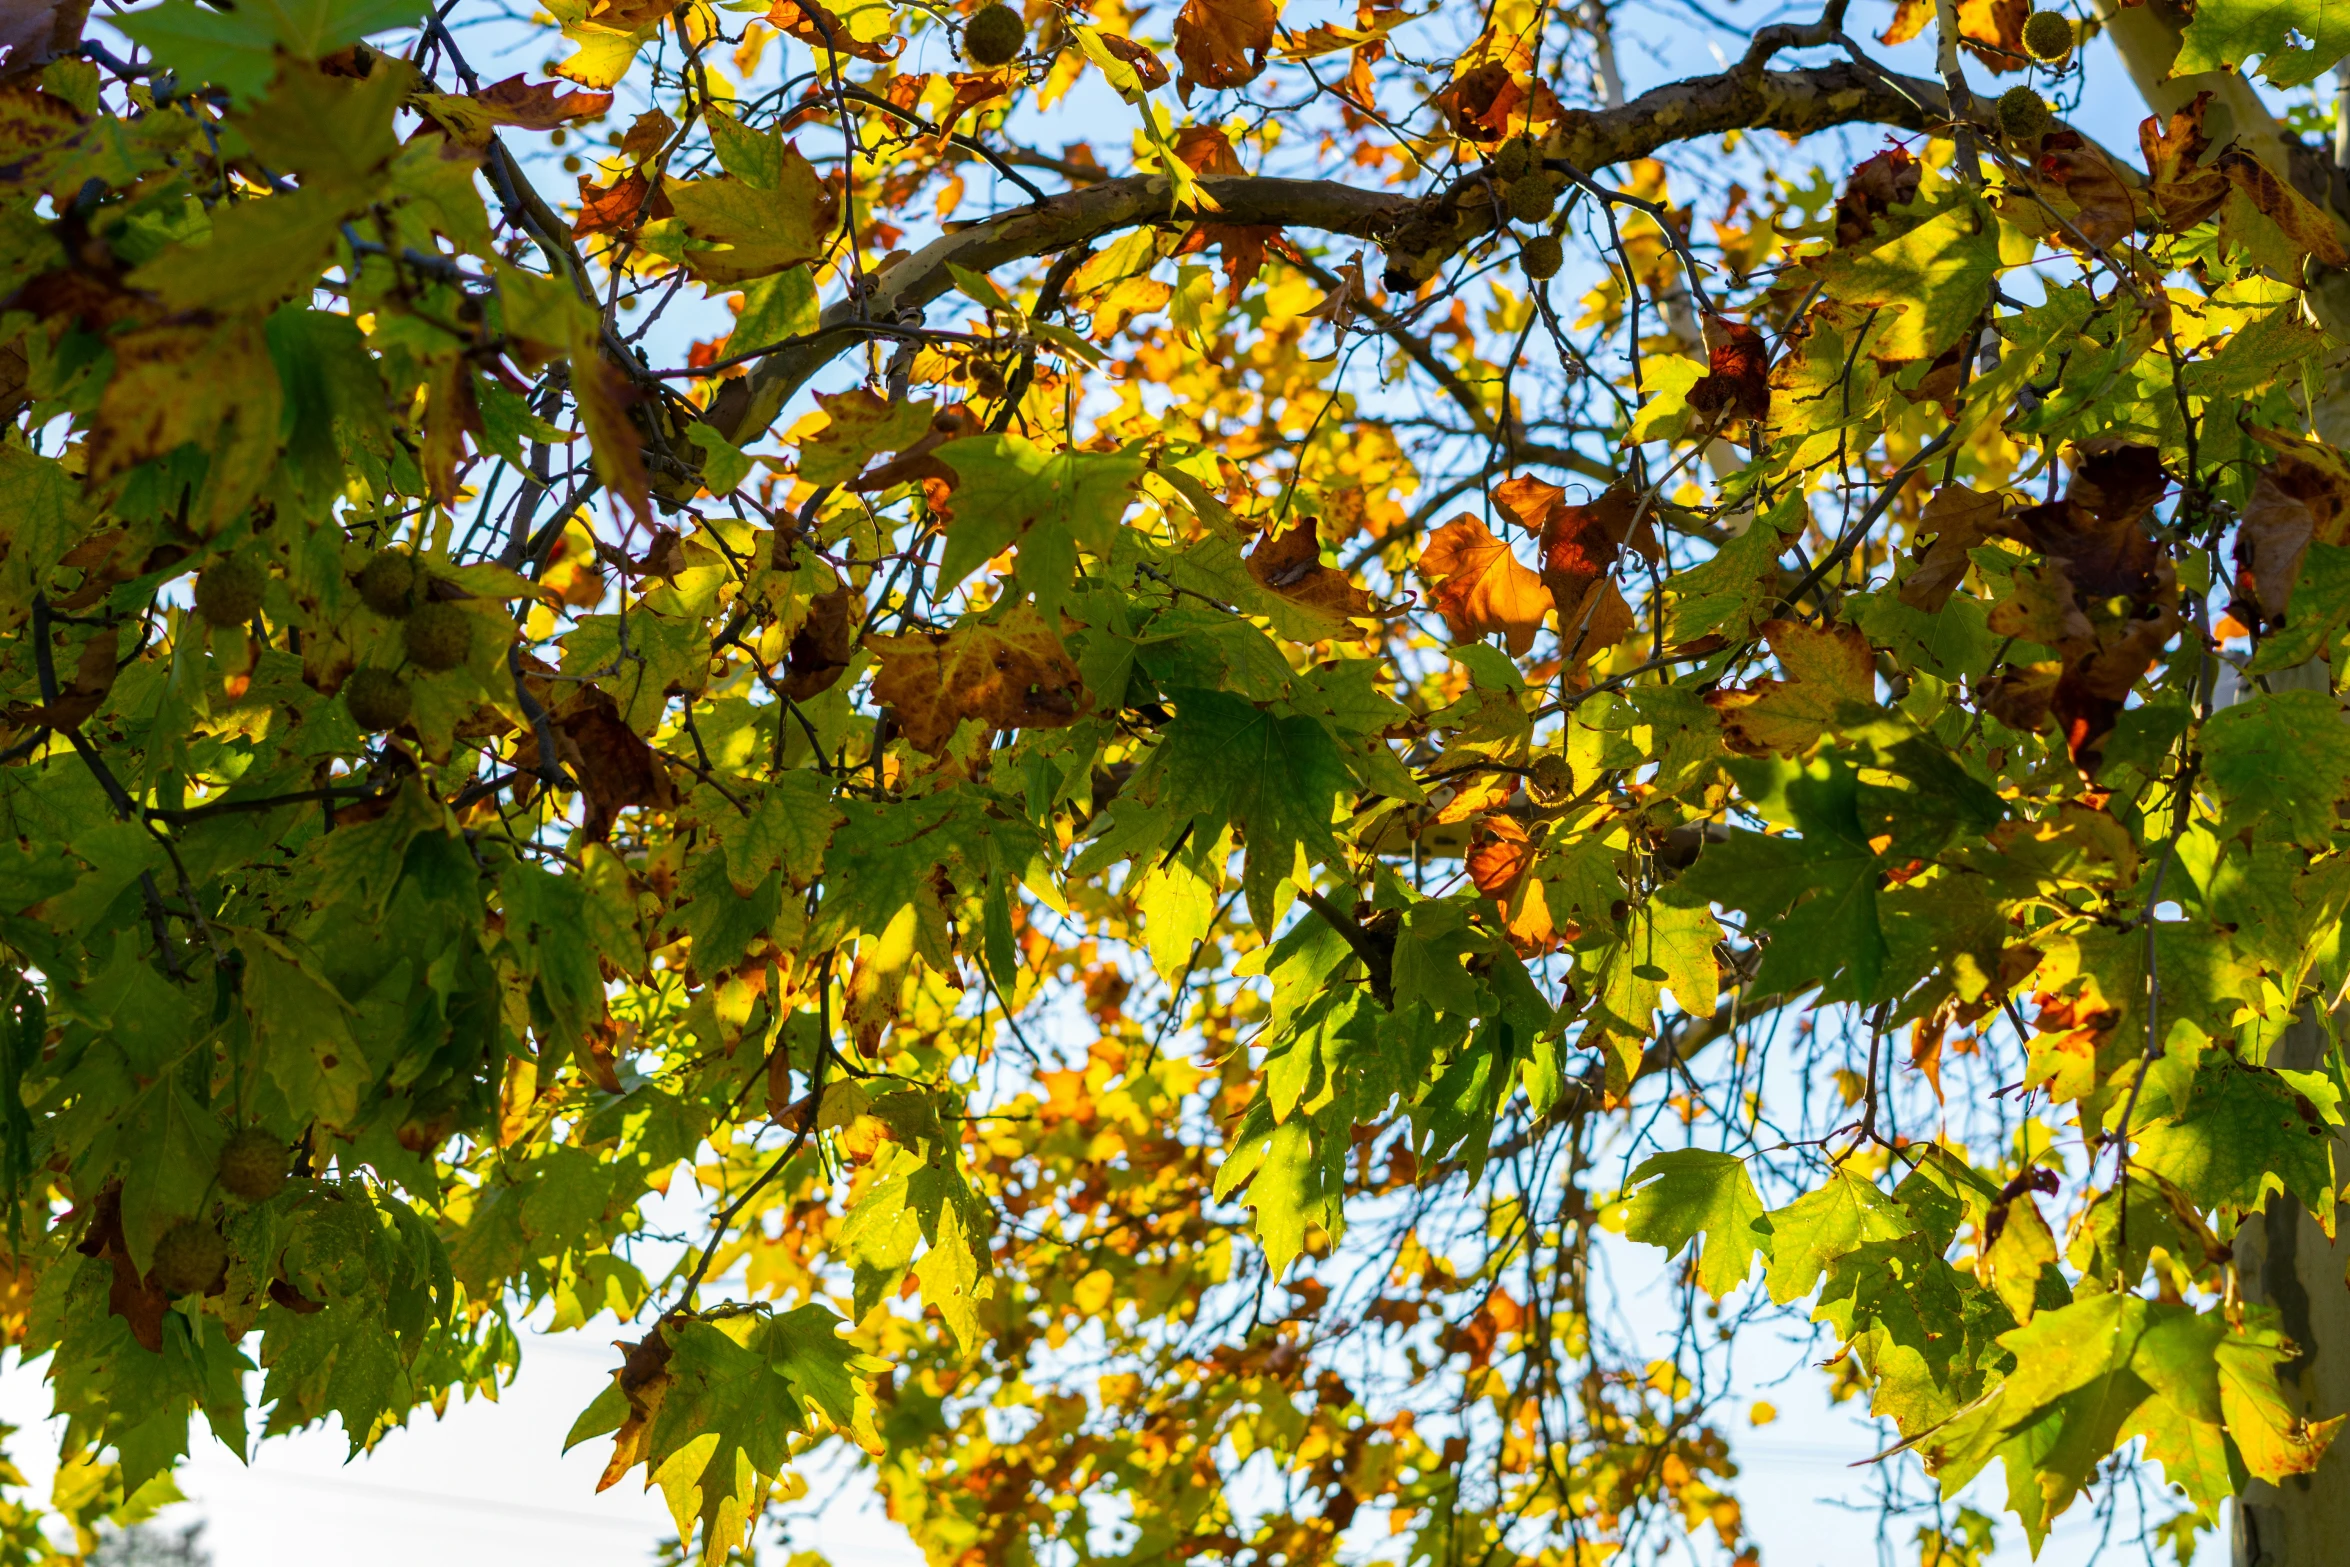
<box><xmin>1520</xmin><ymin>234</ymin><xmax>1563</xmax><ymax>280</ymax></box>
<box><xmin>218</xmin><ymin>1128</ymin><xmax>291</xmax><ymax>1202</ymax></box>
<box><xmin>1492</xmin><ymin>140</ymin><xmax>1532</xmax><ymax>182</ymax></box>
<box><xmin>195</xmin><ymin>557</ymin><xmax>267</xmax><ymax>628</ymax></box>
<box><xmin>344</xmin><ymin>667</ymin><xmax>412</xmax><ymax>732</ymax></box>
<box><xmin>1997</xmin><ymin>85</ymin><xmax>2054</xmax><ymax>142</ymax></box>
<box><xmin>403</xmin><ymin>601</ymin><xmax>473</xmax><ymax>672</ymax></box>
<box><xmin>2022</xmin><ymin>9</ymin><xmax>2075</xmax><ymax>61</ymax></box>
<box><xmin>1506</xmin><ymin>174</ymin><xmax>1557</xmax><ymax>225</ymax></box>
<box><xmin>150</xmin><ymin>1220</ymin><xmax>227</xmax><ymax>1296</ymax></box>
<box><xmin>356</xmin><ymin>551</ymin><xmax>418</xmax><ymax>618</ymax></box>
<box><xmin>963</xmin><ymin>4</ymin><xmax>1025</xmax><ymax>66</ymax></box>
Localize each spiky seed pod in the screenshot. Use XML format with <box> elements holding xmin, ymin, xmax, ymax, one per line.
<box><xmin>963</xmin><ymin>4</ymin><xmax>1025</xmax><ymax>66</ymax></box>
<box><xmin>1506</xmin><ymin>174</ymin><xmax>1557</xmax><ymax>225</ymax></box>
<box><xmin>356</xmin><ymin>551</ymin><xmax>419</xmax><ymax>618</ymax></box>
<box><xmin>344</xmin><ymin>667</ymin><xmax>412</xmax><ymax>732</ymax></box>
<box><xmin>1492</xmin><ymin>140</ymin><xmax>1533</xmax><ymax>182</ymax></box>
<box><xmin>218</xmin><ymin>1128</ymin><xmax>291</xmax><ymax>1202</ymax></box>
<box><xmin>151</xmin><ymin>1220</ymin><xmax>227</xmax><ymax>1296</ymax></box>
<box><xmin>2022</xmin><ymin>9</ymin><xmax>2075</xmax><ymax>61</ymax></box>
<box><xmin>1520</xmin><ymin>235</ymin><xmax>1563</xmax><ymax>280</ymax></box>
<box><xmin>1997</xmin><ymin>85</ymin><xmax>2054</xmax><ymax>142</ymax></box>
<box><xmin>195</xmin><ymin>557</ymin><xmax>267</xmax><ymax>628</ymax></box>
<box><xmin>403</xmin><ymin>601</ymin><xmax>473</xmax><ymax>672</ymax></box>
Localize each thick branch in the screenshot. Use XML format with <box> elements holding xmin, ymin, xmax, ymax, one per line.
<box><xmin>701</xmin><ymin>60</ymin><xmax>1950</xmax><ymax>450</ymax></box>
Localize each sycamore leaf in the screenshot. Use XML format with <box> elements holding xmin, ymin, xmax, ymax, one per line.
<box><xmin>1173</xmin><ymin>0</ymin><xmax>1276</xmax><ymax>96</ymax></box>
<box><xmin>1615</xmin><ymin>1149</ymin><xmax>1766</xmax><ymax>1298</ymax></box>
<box><xmin>1814</xmin><ymin>193</ymin><xmax>2015</xmax><ymax>363</ymax></box>
<box><xmin>867</xmin><ymin>606</ymin><xmax>1091</xmax><ymax>754</ymax></box>
<box><xmin>2201</xmin><ymin>688</ymin><xmax>2350</xmax><ymax>849</ymax></box>
<box><xmin>1141</xmin><ymin>687</ymin><xmax>1351</xmax><ymax>923</ymax></box>
<box><xmin>1418</xmin><ymin>514</ymin><xmax>1551</xmax><ymax>656</ymax></box>
<box><xmin>2177</xmin><ymin>0</ymin><xmax>2350</xmax><ymax>85</ymax></box>
<box><xmin>932</xmin><ymin>436</ymin><xmax>1147</xmax><ymax>617</ymax></box>
<box><xmin>117</xmin><ymin>0</ymin><xmax>430</xmax><ymax>99</ymax></box>
<box><xmin>1759</xmin><ymin>1168</ymin><xmax>1912</xmax><ymax>1303</ymax></box>
<box><xmin>2132</xmin><ymin>1059</ymin><xmax>2338</xmax><ymax>1216</ymax></box>
<box><xmin>667</xmin><ymin>149</ymin><xmax>833</xmax><ymax>285</ymax></box>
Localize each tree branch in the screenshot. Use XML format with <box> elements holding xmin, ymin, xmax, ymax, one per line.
<box><xmin>699</xmin><ymin>61</ymin><xmax>1953</xmax><ymax>451</ymax></box>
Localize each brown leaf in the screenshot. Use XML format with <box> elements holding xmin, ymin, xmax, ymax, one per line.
<box><xmin>8</xmin><ymin>628</ymin><xmax>118</xmax><ymax>730</ymax></box>
<box><xmin>1432</xmin><ymin>59</ymin><xmax>1520</xmax><ymax>141</ymax></box>
<box><xmin>1834</xmin><ymin>147</ymin><xmax>1919</xmax><ymax>249</ymax></box>
<box><xmin>1899</xmin><ymin>483</ymin><xmax>2006</xmax><ymax>612</ymax></box>
<box><xmin>1465</xmin><ymin>816</ymin><xmax>1561</xmax><ymax>955</ymax></box>
<box><xmin>1884</xmin><ymin>0</ymin><xmax>2026</xmax><ymax>70</ymax></box>
<box><xmin>783</xmin><ymin>587</ymin><xmax>858</xmax><ymax>700</ymax></box>
<box><xmin>868</xmin><ymin>606</ymin><xmax>1091</xmax><ymax>753</ymax></box>
<box><xmin>553</xmin><ymin>686</ymin><xmax>679</xmax><ymax>840</ymax></box>
<box><xmin>1418</xmin><ymin>514</ymin><xmax>1551</xmax><ymax>655</ymax></box>
<box><xmin>1527</xmin><ymin>481</ymin><xmax>1657</xmax><ymax>624</ymax></box>
<box><xmin>593</xmin><ymin>1326</ymin><xmax>677</xmax><ymax>1493</ymax></box>
<box><xmin>1095</xmin><ymin>32</ymin><xmax>1172</xmax><ymax>92</ymax></box>
<box><xmin>2139</xmin><ymin>93</ymin><xmax>2228</xmax><ymax>234</ymax></box>
<box><xmin>1686</xmin><ymin>317</ymin><xmax>1770</xmax><ymax>428</ymax></box>
<box><xmin>2232</xmin><ymin>446</ymin><xmax>2350</xmax><ymax>625</ymax></box>
<box><xmin>1173</xmin><ymin>0</ymin><xmax>1276</xmax><ymax>99</ymax></box>
<box><xmin>1170</xmin><ymin>124</ymin><xmax>1245</xmax><ymax>176</ymax></box>
<box><xmin>1247</xmin><ymin>520</ymin><xmax>1375</xmax><ymax>623</ymax></box>
<box><xmin>1994</xmin><ymin>441</ymin><xmax>2179</xmax><ymax>772</ymax></box>
<box><xmin>2216</xmin><ymin>146</ymin><xmax>2350</xmax><ymax>268</ymax></box>
<box><xmin>767</xmin><ymin>0</ymin><xmax>902</xmax><ymax>60</ymax></box>
<box><xmin>574</xmin><ymin>169</ymin><xmax>671</xmax><ymax>238</ymax></box>
<box><xmin>75</xmin><ymin>1186</ymin><xmax>167</xmax><ymax>1354</ymax></box>
<box><xmin>2029</xmin><ymin>132</ymin><xmax>2140</xmax><ymax>251</ymax></box>
<box><xmin>1175</xmin><ymin>222</ymin><xmax>1289</xmax><ymax>301</ymax></box>
<box><xmin>618</xmin><ymin>105</ymin><xmax>676</xmax><ymax>163</ymax></box>
<box><xmin>471</xmin><ymin>75</ymin><xmax>614</xmax><ymax>129</ymax></box>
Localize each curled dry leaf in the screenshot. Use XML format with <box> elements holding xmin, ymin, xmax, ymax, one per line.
<box><xmin>868</xmin><ymin>606</ymin><xmax>1091</xmax><ymax>754</ymax></box>
<box><xmin>1687</xmin><ymin>317</ymin><xmax>1770</xmax><ymax>428</ymax></box>
<box><xmin>1247</xmin><ymin>519</ymin><xmax>1376</xmax><ymax>623</ymax></box>
<box><xmin>1899</xmin><ymin>483</ymin><xmax>2006</xmax><ymax>613</ymax></box>
<box><xmin>1706</xmin><ymin>617</ymin><xmax>1877</xmax><ymax>755</ymax></box>
<box><xmin>2232</xmin><ymin>441</ymin><xmax>2350</xmax><ymax>625</ymax></box>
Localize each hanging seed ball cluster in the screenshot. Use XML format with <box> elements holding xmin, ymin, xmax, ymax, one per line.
<box><xmin>1997</xmin><ymin>86</ymin><xmax>2054</xmax><ymax>142</ymax></box>
<box><xmin>964</xmin><ymin>4</ymin><xmax>1025</xmax><ymax>66</ymax></box>
<box><xmin>195</xmin><ymin>557</ymin><xmax>268</xmax><ymax>628</ymax></box>
<box><xmin>343</xmin><ymin>548</ymin><xmax>475</xmax><ymax>733</ymax></box>
<box><xmin>2022</xmin><ymin>9</ymin><xmax>2074</xmax><ymax>61</ymax></box>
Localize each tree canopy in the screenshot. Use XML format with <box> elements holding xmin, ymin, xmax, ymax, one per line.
<box><xmin>2</xmin><ymin>0</ymin><xmax>2350</xmax><ymax>1560</ymax></box>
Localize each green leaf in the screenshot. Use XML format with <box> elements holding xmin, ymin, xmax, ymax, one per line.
<box><xmin>2247</xmin><ymin>539</ymin><xmax>2350</xmax><ymax>672</ymax></box>
<box><xmin>1614</xmin><ymin>1149</ymin><xmax>1765</xmax><ymax>1298</ymax></box>
<box><xmin>1760</xmin><ymin>1168</ymin><xmax>1912</xmax><ymax>1303</ymax></box>
<box><xmin>118</xmin><ymin>0</ymin><xmax>431</xmax><ymax>99</ymax></box>
<box><xmin>2133</xmin><ymin>1059</ymin><xmax>2337</xmax><ymax>1215</ymax></box>
<box><xmin>2176</xmin><ymin>0</ymin><xmax>2350</xmax><ymax>84</ymax></box>
<box><xmin>1141</xmin><ymin>688</ymin><xmax>1353</xmax><ymax>924</ymax></box>
<box><xmin>1815</xmin><ymin>192</ymin><xmax>2015</xmax><ymax>364</ymax></box>
<box><xmin>1679</xmin><ymin>761</ymin><xmax>1887</xmax><ymax>1002</ymax></box>
<box><xmin>2202</xmin><ymin>688</ymin><xmax>2350</xmax><ymax>849</ymax></box>
<box><xmin>932</xmin><ymin>436</ymin><xmax>1146</xmax><ymax>617</ymax></box>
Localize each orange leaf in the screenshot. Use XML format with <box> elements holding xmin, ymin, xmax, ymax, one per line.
<box><xmin>471</xmin><ymin>74</ymin><xmax>614</xmax><ymax>129</ymax></box>
<box><xmin>1247</xmin><ymin>521</ymin><xmax>1375</xmax><ymax>623</ymax></box>
<box><xmin>868</xmin><ymin>606</ymin><xmax>1092</xmax><ymax>754</ymax></box>
<box><xmin>767</xmin><ymin>0</ymin><xmax>902</xmax><ymax>60</ymax></box>
<box><xmin>1418</xmin><ymin>514</ymin><xmax>1550</xmax><ymax>656</ymax></box>
<box><xmin>1173</xmin><ymin>0</ymin><xmax>1275</xmax><ymax>99</ymax></box>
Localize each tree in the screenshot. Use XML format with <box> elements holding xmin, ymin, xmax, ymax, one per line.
<box><xmin>1</xmin><ymin>0</ymin><xmax>2349</xmax><ymax>1560</ymax></box>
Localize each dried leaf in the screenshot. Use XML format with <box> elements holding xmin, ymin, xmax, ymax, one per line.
<box><xmin>868</xmin><ymin>606</ymin><xmax>1091</xmax><ymax>753</ymax></box>
<box><xmin>1418</xmin><ymin>514</ymin><xmax>1551</xmax><ymax>655</ymax></box>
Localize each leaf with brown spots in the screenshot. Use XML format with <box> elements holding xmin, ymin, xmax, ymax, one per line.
<box><xmin>2139</xmin><ymin>94</ymin><xmax>2228</xmax><ymax>234</ymax></box>
<box><xmin>2232</xmin><ymin>444</ymin><xmax>2350</xmax><ymax>626</ymax></box>
<box><xmin>783</xmin><ymin>587</ymin><xmax>858</xmax><ymax>700</ymax></box>
<box><xmin>767</xmin><ymin>0</ymin><xmax>901</xmax><ymax>60</ymax></box>
<box><xmin>1417</xmin><ymin>514</ymin><xmax>1551</xmax><ymax>656</ymax></box>
<box><xmin>2217</xmin><ymin>146</ymin><xmax>2350</xmax><ymax>269</ymax></box>
<box><xmin>1247</xmin><ymin>520</ymin><xmax>1375</xmax><ymax>623</ymax></box>
<box><xmin>868</xmin><ymin>606</ymin><xmax>1091</xmax><ymax>754</ymax></box>
<box><xmin>1706</xmin><ymin>618</ymin><xmax>1878</xmax><ymax>755</ymax></box>
<box><xmin>574</xmin><ymin>169</ymin><xmax>671</xmax><ymax>238</ymax></box>
<box><xmin>537</xmin><ymin>685</ymin><xmax>681</xmax><ymax>840</ymax></box>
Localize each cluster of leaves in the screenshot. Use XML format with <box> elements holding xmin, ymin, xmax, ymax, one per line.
<box><xmin>6</xmin><ymin>0</ymin><xmax>2350</xmax><ymax>1560</ymax></box>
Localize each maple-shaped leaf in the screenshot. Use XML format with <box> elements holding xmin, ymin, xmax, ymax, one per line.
<box><xmin>869</xmin><ymin>607</ymin><xmax>1091</xmax><ymax>754</ymax></box>
<box><xmin>117</xmin><ymin>0</ymin><xmax>430</xmax><ymax>100</ymax></box>
<box><xmin>1172</xmin><ymin>0</ymin><xmax>1275</xmax><ymax>98</ymax></box>
<box><xmin>1678</xmin><ymin>758</ymin><xmax>1888</xmax><ymax>1002</ymax></box>
<box><xmin>794</xmin><ymin>390</ymin><xmax>938</xmax><ymax>487</ymax></box>
<box><xmin>1141</xmin><ymin>687</ymin><xmax>1352</xmax><ymax>924</ymax></box>
<box><xmin>666</xmin><ymin>139</ymin><xmax>833</xmax><ymax>285</ymax></box>
<box><xmin>1756</xmin><ymin>1167</ymin><xmax>1912</xmax><ymax>1303</ymax></box>
<box><xmin>1813</xmin><ymin>191</ymin><xmax>2015</xmax><ymax>364</ymax></box>
<box><xmin>570</xmin><ymin>1309</ymin><xmax>873</xmax><ymax>1565</ymax></box>
<box><xmin>2215</xmin><ymin>146</ymin><xmax>2350</xmax><ymax>270</ymax></box>
<box><xmin>1705</xmin><ymin>618</ymin><xmax>1877</xmax><ymax>755</ymax></box>
<box><xmin>1614</xmin><ymin>1149</ymin><xmax>1766</xmax><ymax>1299</ymax></box>
<box><xmin>1879</xmin><ymin>0</ymin><xmax>2029</xmax><ymax>72</ymax></box>
<box><xmin>1417</xmin><ymin>514</ymin><xmax>1550</xmax><ymax>656</ymax></box>
<box><xmin>2250</xmin><ymin>539</ymin><xmax>2350</xmax><ymax>672</ymax></box>
<box><xmin>767</xmin><ymin>0</ymin><xmax>901</xmax><ymax>60</ymax></box>
<box><xmin>2139</xmin><ymin>94</ymin><xmax>2230</xmax><ymax>234</ymax></box>
<box><xmin>2132</xmin><ymin>1058</ymin><xmax>2339</xmax><ymax>1216</ymax></box>
<box><xmin>932</xmin><ymin>436</ymin><xmax>1146</xmax><ymax>617</ymax></box>
<box><xmin>2202</xmin><ymin>688</ymin><xmax>2350</xmax><ymax>849</ymax></box>
<box><xmin>1898</xmin><ymin>484</ymin><xmax>2006</xmax><ymax>612</ymax></box>
<box><xmin>574</xmin><ymin>168</ymin><xmax>671</xmax><ymax>238</ymax></box>
<box><xmin>2177</xmin><ymin>0</ymin><xmax>2350</xmax><ymax>85</ymax></box>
